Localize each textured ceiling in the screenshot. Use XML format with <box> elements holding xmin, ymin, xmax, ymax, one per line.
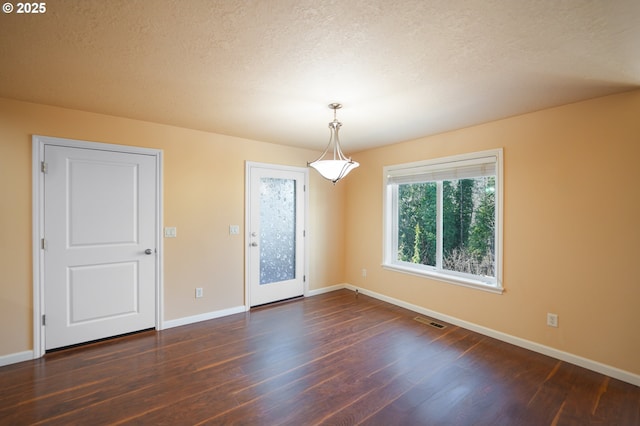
<box><xmin>1</xmin><ymin>0</ymin><xmax>639</xmax><ymax>152</ymax></box>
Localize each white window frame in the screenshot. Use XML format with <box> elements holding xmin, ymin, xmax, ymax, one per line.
<box><xmin>382</xmin><ymin>149</ymin><xmax>504</xmax><ymax>294</ymax></box>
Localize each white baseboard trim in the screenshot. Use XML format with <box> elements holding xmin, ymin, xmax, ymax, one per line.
<box><xmin>3</xmin><ymin>287</ymin><xmax>636</xmax><ymax>387</ymax></box>
<box><xmin>306</xmin><ymin>283</ymin><xmax>348</xmax><ymax>297</ymax></box>
<box><xmin>162</xmin><ymin>305</ymin><xmax>248</xmax><ymax>330</ymax></box>
<box><xmin>341</xmin><ymin>284</ymin><xmax>640</xmax><ymax>387</ymax></box>
<box><xmin>0</xmin><ymin>350</ymin><xmax>34</xmax><ymax>367</ymax></box>
<box><xmin>162</xmin><ymin>285</ymin><xmax>347</xmax><ymax>330</ymax></box>
<box><xmin>0</xmin><ymin>306</ymin><xmax>249</xmax><ymax>367</ymax></box>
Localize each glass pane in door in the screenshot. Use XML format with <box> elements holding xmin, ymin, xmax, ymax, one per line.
<box><xmin>259</xmin><ymin>177</ymin><xmax>296</xmax><ymax>285</ymax></box>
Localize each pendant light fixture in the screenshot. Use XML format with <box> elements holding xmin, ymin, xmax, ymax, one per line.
<box><xmin>308</xmin><ymin>103</ymin><xmax>359</xmax><ymax>184</ymax></box>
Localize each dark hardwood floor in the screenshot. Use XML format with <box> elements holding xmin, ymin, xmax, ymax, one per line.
<box><xmin>1</xmin><ymin>289</ymin><xmax>638</xmax><ymax>425</ymax></box>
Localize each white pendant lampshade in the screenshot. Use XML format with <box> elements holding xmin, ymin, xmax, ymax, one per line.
<box><xmin>308</xmin><ymin>103</ymin><xmax>359</xmax><ymax>184</ymax></box>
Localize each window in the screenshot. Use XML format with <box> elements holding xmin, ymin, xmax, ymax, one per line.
<box><xmin>383</xmin><ymin>149</ymin><xmax>503</xmax><ymax>293</ymax></box>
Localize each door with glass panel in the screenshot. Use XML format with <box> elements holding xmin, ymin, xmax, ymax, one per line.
<box><xmin>247</xmin><ymin>163</ymin><xmax>307</xmax><ymax>307</ymax></box>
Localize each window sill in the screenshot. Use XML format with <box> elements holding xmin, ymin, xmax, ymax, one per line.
<box><xmin>382</xmin><ymin>263</ymin><xmax>504</xmax><ymax>294</ymax></box>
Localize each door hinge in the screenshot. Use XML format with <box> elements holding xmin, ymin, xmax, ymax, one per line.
<box><xmin>41</xmin><ymin>161</ymin><xmax>48</xmax><ymax>173</ymax></box>
<box><xmin>42</xmin><ymin>314</ymin><xmax>46</xmax><ymax>326</ymax></box>
<box><xmin>303</xmin><ymin>275</ymin><xmax>306</xmax><ymax>283</ymax></box>
<box><xmin>41</xmin><ymin>238</ymin><xmax>47</xmax><ymax>250</ymax></box>
<box><xmin>303</xmin><ymin>230</ymin><xmax>306</xmax><ymax>237</ymax></box>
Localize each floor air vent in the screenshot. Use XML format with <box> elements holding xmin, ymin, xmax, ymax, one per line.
<box><xmin>413</xmin><ymin>316</ymin><xmax>447</xmax><ymax>329</ymax></box>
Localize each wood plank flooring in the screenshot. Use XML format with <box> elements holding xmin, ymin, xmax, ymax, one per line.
<box><xmin>1</xmin><ymin>289</ymin><xmax>638</xmax><ymax>425</ymax></box>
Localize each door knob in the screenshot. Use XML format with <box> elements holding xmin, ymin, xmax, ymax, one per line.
<box><xmin>250</xmin><ymin>242</ymin><xmax>258</xmax><ymax>247</ymax></box>
<box><xmin>144</xmin><ymin>248</ymin><xmax>153</xmax><ymax>255</ymax></box>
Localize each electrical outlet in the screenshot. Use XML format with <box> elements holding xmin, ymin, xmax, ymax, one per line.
<box><xmin>546</xmin><ymin>313</ymin><xmax>558</xmax><ymax>328</ymax></box>
<box><xmin>195</xmin><ymin>288</ymin><xmax>203</xmax><ymax>298</ymax></box>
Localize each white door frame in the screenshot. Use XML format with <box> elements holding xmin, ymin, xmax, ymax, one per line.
<box><xmin>32</xmin><ymin>135</ymin><xmax>164</xmax><ymax>358</ymax></box>
<box><xmin>244</xmin><ymin>162</ymin><xmax>309</xmax><ymax>309</ymax></box>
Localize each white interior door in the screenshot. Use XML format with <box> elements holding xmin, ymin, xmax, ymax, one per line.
<box><xmin>247</xmin><ymin>164</ymin><xmax>307</xmax><ymax>307</ymax></box>
<box><xmin>43</xmin><ymin>144</ymin><xmax>157</xmax><ymax>350</ymax></box>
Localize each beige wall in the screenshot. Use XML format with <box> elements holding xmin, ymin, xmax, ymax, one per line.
<box><xmin>0</xmin><ymin>98</ymin><xmax>346</xmax><ymax>356</ymax></box>
<box><xmin>344</xmin><ymin>89</ymin><xmax>640</xmax><ymax>375</ymax></box>
<box><xmin>2</xmin><ymin>90</ymin><xmax>639</xmax><ymax>377</ymax></box>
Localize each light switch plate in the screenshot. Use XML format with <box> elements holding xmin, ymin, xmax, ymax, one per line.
<box><xmin>229</xmin><ymin>225</ymin><xmax>240</xmax><ymax>235</ymax></box>
<box><xmin>164</xmin><ymin>227</ymin><xmax>177</xmax><ymax>238</ymax></box>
